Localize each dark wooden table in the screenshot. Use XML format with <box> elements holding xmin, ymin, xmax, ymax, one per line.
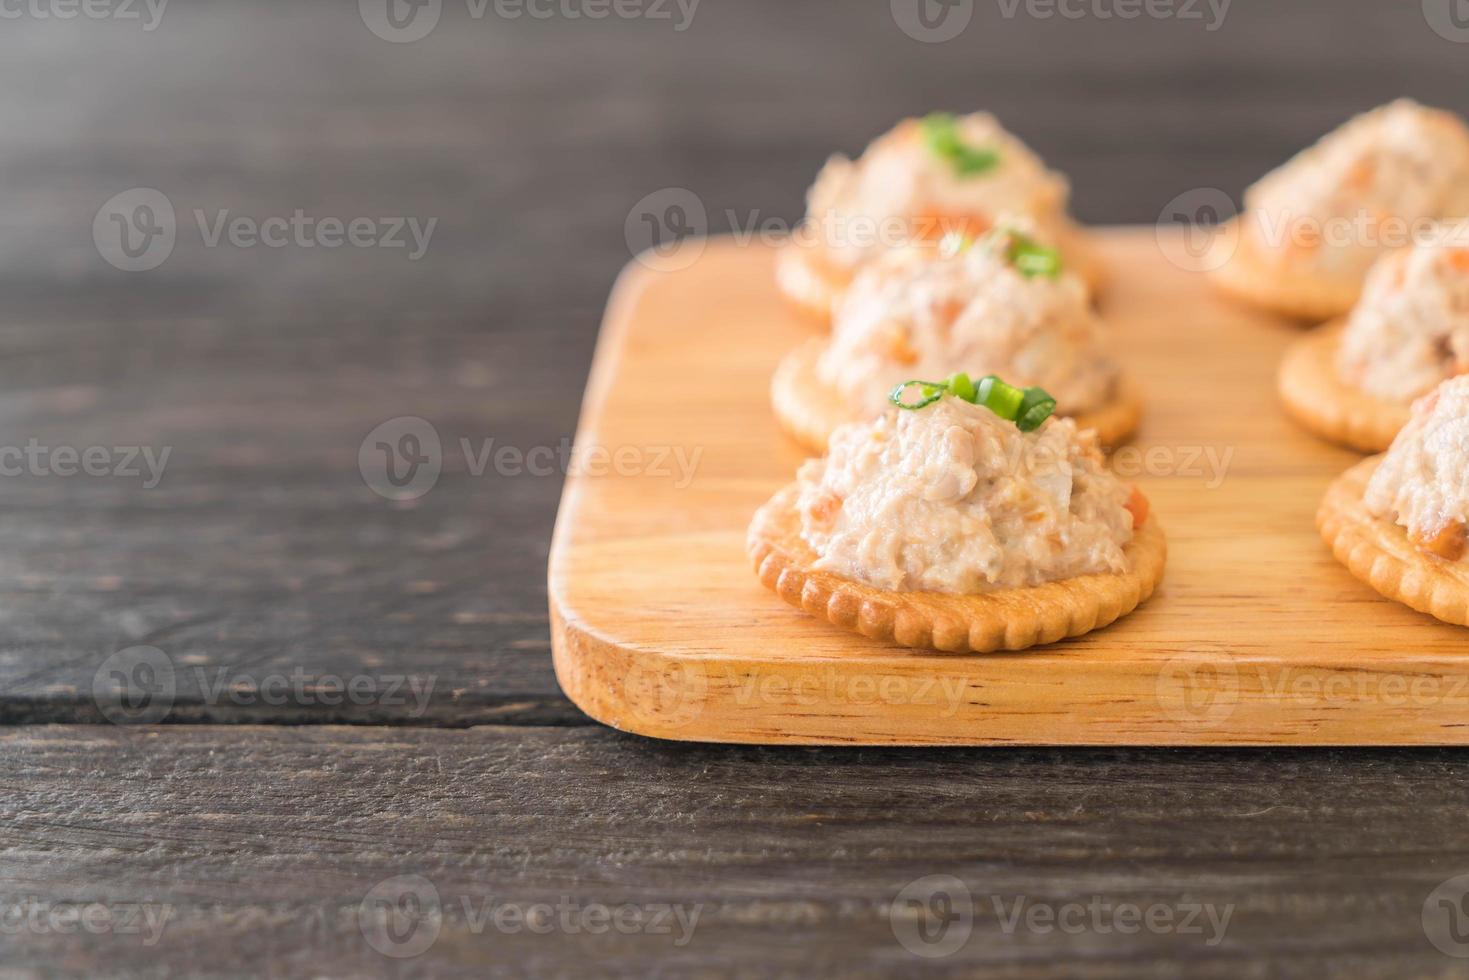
<box><xmin>4</xmin><ymin>1</ymin><xmax>1469</xmax><ymax>975</ymax></box>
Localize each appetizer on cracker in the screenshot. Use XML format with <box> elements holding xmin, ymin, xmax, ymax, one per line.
<box><xmin>1212</xmin><ymin>100</ymin><xmax>1469</xmax><ymax>320</ymax></box>
<box><xmin>749</xmin><ymin>375</ymin><xmax>1165</xmax><ymax>652</ymax></box>
<box><xmin>1319</xmin><ymin>376</ymin><xmax>1469</xmax><ymax>626</ymax></box>
<box><xmin>777</xmin><ymin>112</ymin><xmax>1102</xmax><ymax>323</ymax></box>
<box><xmin>772</xmin><ymin>224</ymin><xmax>1139</xmax><ymax>454</ymax></box>
<box><xmin>1279</xmin><ymin>224</ymin><xmax>1469</xmax><ymax>451</ymax></box>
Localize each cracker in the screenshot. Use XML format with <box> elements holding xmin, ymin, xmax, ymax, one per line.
<box><xmin>1318</xmin><ymin>457</ymin><xmax>1469</xmax><ymax>627</ymax></box>
<box><xmin>1208</xmin><ymin>222</ymin><xmax>1361</xmax><ymax>321</ymax></box>
<box><xmin>1056</xmin><ymin>219</ymin><xmax>1108</xmax><ymax>295</ymax></box>
<box><xmin>774</xmin><ymin>241</ymin><xmax>848</xmax><ymax>325</ymax></box>
<box><xmin>747</xmin><ymin>484</ymin><xmax>1167</xmax><ymax>653</ymax></box>
<box><xmin>771</xmin><ymin>338</ymin><xmax>1142</xmax><ymax>454</ymax></box>
<box><xmin>1277</xmin><ymin>322</ymin><xmax>1409</xmax><ymax>453</ymax></box>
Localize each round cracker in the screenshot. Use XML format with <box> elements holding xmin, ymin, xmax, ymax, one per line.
<box><xmin>1055</xmin><ymin>219</ymin><xmax>1108</xmax><ymax>296</ymax></box>
<box><xmin>1208</xmin><ymin>221</ymin><xmax>1361</xmax><ymax>322</ymax></box>
<box><xmin>747</xmin><ymin>484</ymin><xmax>1167</xmax><ymax>653</ymax></box>
<box><xmin>771</xmin><ymin>338</ymin><xmax>1142</xmax><ymax>455</ymax></box>
<box><xmin>1318</xmin><ymin>457</ymin><xmax>1469</xmax><ymax>627</ymax></box>
<box><xmin>774</xmin><ymin>241</ymin><xmax>848</xmax><ymax>326</ymax></box>
<box><xmin>1277</xmin><ymin>322</ymin><xmax>1410</xmax><ymax>453</ymax></box>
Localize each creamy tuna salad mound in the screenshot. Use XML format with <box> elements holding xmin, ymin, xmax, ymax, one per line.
<box><xmin>1244</xmin><ymin>100</ymin><xmax>1469</xmax><ymax>281</ymax></box>
<box><xmin>1365</xmin><ymin>376</ymin><xmax>1469</xmax><ymax>560</ymax></box>
<box><xmin>795</xmin><ymin>395</ymin><xmax>1137</xmax><ymax>593</ymax></box>
<box><xmin>802</xmin><ymin>113</ymin><xmax>1071</xmax><ymax>276</ymax></box>
<box><xmin>816</xmin><ymin>226</ymin><xmax>1117</xmax><ymax>416</ymax></box>
<box><xmin>1336</xmin><ymin>226</ymin><xmax>1469</xmax><ymax>400</ymax></box>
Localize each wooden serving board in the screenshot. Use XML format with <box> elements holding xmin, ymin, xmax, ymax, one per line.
<box><xmin>549</xmin><ymin>228</ymin><xmax>1469</xmax><ymax>745</ymax></box>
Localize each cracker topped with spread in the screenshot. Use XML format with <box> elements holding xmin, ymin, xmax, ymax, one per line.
<box><xmin>1319</xmin><ymin>376</ymin><xmax>1469</xmax><ymax>626</ymax></box>
<box><xmin>1213</xmin><ymin>100</ymin><xmax>1469</xmax><ymax>320</ymax></box>
<box><xmin>776</xmin><ymin>112</ymin><xmax>1102</xmax><ymax>323</ymax></box>
<box><xmin>772</xmin><ymin>223</ymin><xmax>1140</xmax><ymax>453</ymax></box>
<box><xmin>1279</xmin><ymin>223</ymin><xmax>1469</xmax><ymax>451</ymax></box>
<box><xmin>749</xmin><ymin>378</ymin><xmax>1165</xmax><ymax>652</ymax></box>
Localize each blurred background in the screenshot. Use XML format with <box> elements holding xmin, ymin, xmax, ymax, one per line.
<box><xmin>4</xmin><ymin>0</ymin><xmax>1466</xmax><ymax>326</ymax></box>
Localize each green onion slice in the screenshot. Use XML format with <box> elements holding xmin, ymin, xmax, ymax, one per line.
<box><xmin>920</xmin><ymin>113</ymin><xmax>1000</xmax><ymax>178</ymax></box>
<box><xmin>975</xmin><ymin>375</ymin><xmax>1024</xmax><ymax>420</ymax></box>
<box><xmin>1015</xmin><ymin>387</ymin><xmax>1057</xmax><ymax>431</ymax></box>
<box><xmin>890</xmin><ymin>373</ymin><xmax>1057</xmax><ymax>432</ymax></box>
<box><xmin>945</xmin><ymin>371</ymin><xmax>976</xmax><ymax>403</ymax></box>
<box><xmin>888</xmin><ymin>379</ymin><xmax>948</xmax><ymax>410</ymax></box>
<box><xmin>982</xmin><ymin>226</ymin><xmax>1063</xmax><ymax>279</ymax></box>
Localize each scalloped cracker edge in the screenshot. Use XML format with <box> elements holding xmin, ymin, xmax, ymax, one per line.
<box><xmin>747</xmin><ymin>484</ymin><xmax>1167</xmax><ymax>652</ymax></box>
<box><xmin>1209</xmin><ymin>221</ymin><xmax>1361</xmax><ymax>322</ymax></box>
<box><xmin>1318</xmin><ymin>457</ymin><xmax>1469</xmax><ymax>627</ymax></box>
<box><xmin>1278</xmin><ymin>322</ymin><xmax>1409</xmax><ymax>453</ymax></box>
<box><xmin>771</xmin><ymin>337</ymin><xmax>1142</xmax><ymax>455</ymax></box>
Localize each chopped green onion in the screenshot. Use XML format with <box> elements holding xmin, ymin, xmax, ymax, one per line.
<box><xmin>920</xmin><ymin>112</ymin><xmax>1000</xmax><ymax>178</ymax></box>
<box><xmin>975</xmin><ymin>375</ymin><xmax>1025</xmax><ymax>420</ymax></box>
<box><xmin>945</xmin><ymin>371</ymin><xmax>976</xmax><ymax>403</ymax></box>
<box><xmin>890</xmin><ymin>372</ymin><xmax>1056</xmax><ymax>432</ymax></box>
<box><xmin>921</xmin><ymin>113</ymin><xmax>963</xmax><ymax>157</ymax></box>
<box><xmin>952</xmin><ymin>146</ymin><xmax>1000</xmax><ymax>176</ymax></box>
<box><xmin>889</xmin><ymin>379</ymin><xmax>948</xmax><ymax>410</ymax></box>
<box><xmin>1015</xmin><ymin>387</ymin><xmax>1057</xmax><ymax>431</ymax></box>
<box><xmin>981</xmin><ymin>226</ymin><xmax>1064</xmax><ymax>279</ymax></box>
<box><xmin>1011</xmin><ymin>242</ymin><xmax>1062</xmax><ymax>278</ymax></box>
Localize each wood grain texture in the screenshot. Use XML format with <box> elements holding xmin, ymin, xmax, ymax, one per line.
<box><xmin>4</xmin><ymin>2</ymin><xmax>1469</xmax><ymax>974</ymax></box>
<box><xmin>551</xmin><ymin>230</ymin><xmax>1469</xmax><ymax>745</ymax></box>
<box><xmin>5</xmin><ymin>725</ymin><xmax>1469</xmax><ymax>979</ymax></box>
<box><xmin>1</xmin><ymin>0</ymin><xmax>1467</xmax><ymax>726</ymax></box>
